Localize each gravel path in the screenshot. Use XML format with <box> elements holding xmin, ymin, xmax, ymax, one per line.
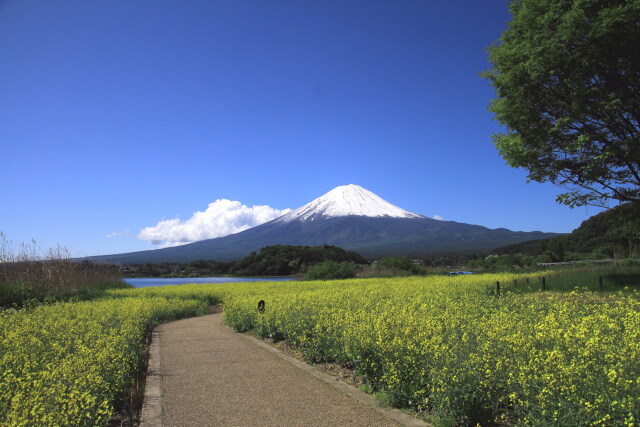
<box><xmin>149</xmin><ymin>313</ymin><xmax>424</xmax><ymax>427</ymax></box>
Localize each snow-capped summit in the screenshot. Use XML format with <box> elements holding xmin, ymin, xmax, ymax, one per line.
<box><xmin>276</xmin><ymin>184</ymin><xmax>424</xmax><ymax>223</ymax></box>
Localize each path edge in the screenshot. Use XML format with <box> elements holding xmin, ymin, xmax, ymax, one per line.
<box><xmin>140</xmin><ymin>329</ymin><xmax>163</xmax><ymax>427</ymax></box>
<box><xmin>234</xmin><ymin>327</ymin><xmax>431</xmax><ymax>427</ymax></box>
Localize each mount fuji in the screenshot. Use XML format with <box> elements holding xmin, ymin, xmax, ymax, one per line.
<box><xmin>92</xmin><ymin>185</ymin><xmax>557</xmax><ymax>264</ymax></box>
<box><xmin>275</xmin><ymin>184</ymin><xmax>424</xmax><ymax>222</ymax></box>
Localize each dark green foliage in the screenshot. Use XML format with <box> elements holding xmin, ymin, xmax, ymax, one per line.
<box><xmin>230</xmin><ymin>245</ymin><xmax>367</xmax><ymax>276</ymax></box>
<box><xmin>466</xmin><ymin>253</ymin><xmax>538</xmax><ymax>272</ymax></box>
<box><xmin>376</xmin><ymin>256</ymin><xmax>415</xmax><ymax>271</ymax></box>
<box><xmin>123</xmin><ymin>260</ymin><xmax>235</xmax><ymax>278</ymax></box>
<box><xmin>305</xmin><ymin>260</ymin><xmax>357</xmax><ymax>280</ymax></box>
<box><xmin>122</xmin><ymin>246</ymin><xmax>366</xmax><ymax>278</ymax></box>
<box><xmin>461</xmin><ymin>204</ymin><xmax>640</xmax><ymax>270</ymax></box>
<box><xmin>422</xmin><ymin>254</ymin><xmax>482</xmax><ymax>268</ymax></box>
<box><xmin>606</xmin><ymin>203</ymin><xmax>640</xmax><ymax>257</ymax></box>
<box><xmin>484</xmin><ymin>0</ymin><xmax>640</xmax><ymax>207</ymax></box>
<box><xmin>373</xmin><ymin>256</ymin><xmax>428</xmax><ymax>276</ymax></box>
<box><xmin>495</xmin><ymin>203</ymin><xmax>640</xmax><ymax>260</ymax></box>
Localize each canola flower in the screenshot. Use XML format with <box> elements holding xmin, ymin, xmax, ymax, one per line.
<box><xmin>2</xmin><ymin>271</ymin><xmax>639</xmax><ymax>425</ymax></box>
<box><xmin>221</xmin><ymin>274</ymin><xmax>640</xmax><ymax>426</ymax></box>
<box><xmin>0</xmin><ymin>297</ymin><xmax>206</xmax><ymax>426</ymax></box>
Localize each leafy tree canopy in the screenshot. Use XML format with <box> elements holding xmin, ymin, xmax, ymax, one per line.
<box><xmin>306</xmin><ymin>260</ymin><xmax>357</xmax><ymax>280</ymax></box>
<box><xmin>485</xmin><ymin>0</ymin><xmax>640</xmax><ymax>207</ymax></box>
<box><xmin>231</xmin><ymin>245</ymin><xmax>367</xmax><ymax>276</ymax></box>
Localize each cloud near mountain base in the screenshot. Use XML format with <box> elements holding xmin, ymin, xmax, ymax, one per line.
<box><xmin>138</xmin><ymin>199</ymin><xmax>291</xmax><ymax>248</ymax></box>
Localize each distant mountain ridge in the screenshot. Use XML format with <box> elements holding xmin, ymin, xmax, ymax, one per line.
<box><xmin>90</xmin><ymin>185</ymin><xmax>558</xmax><ymax>264</ymax></box>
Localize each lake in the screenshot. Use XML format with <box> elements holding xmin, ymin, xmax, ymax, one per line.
<box><xmin>124</xmin><ymin>276</ymin><xmax>296</xmax><ymax>288</ymax></box>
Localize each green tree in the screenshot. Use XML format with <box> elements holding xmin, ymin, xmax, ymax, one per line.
<box><xmin>484</xmin><ymin>0</ymin><xmax>640</xmax><ymax>208</ymax></box>
<box><xmin>607</xmin><ymin>203</ymin><xmax>640</xmax><ymax>257</ymax></box>
<box><xmin>230</xmin><ymin>245</ymin><xmax>367</xmax><ymax>276</ymax></box>
<box><xmin>306</xmin><ymin>261</ymin><xmax>357</xmax><ymax>280</ymax></box>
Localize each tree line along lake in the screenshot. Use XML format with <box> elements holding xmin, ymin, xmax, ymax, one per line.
<box><xmin>124</xmin><ymin>276</ymin><xmax>296</xmax><ymax>288</ymax></box>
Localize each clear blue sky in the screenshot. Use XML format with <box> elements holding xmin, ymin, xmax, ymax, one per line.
<box><xmin>1</xmin><ymin>1</ymin><xmax>605</xmax><ymax>256</ymax></box>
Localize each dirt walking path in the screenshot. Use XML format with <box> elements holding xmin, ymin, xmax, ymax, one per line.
<box><xmin>143</xmin><ymin>313</ymin><xmax>428</xmax><ymax>427</ymax></box>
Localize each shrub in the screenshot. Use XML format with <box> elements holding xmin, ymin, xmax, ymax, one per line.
<box><xmin>369</xmin><ymin>256</ymin><xmax>427</xmax><ymax>276</ymax></box>
<box><xmin>306</xmin><ymin>260</ymin><xmax>357</xmax><ymax>280</ymax></box>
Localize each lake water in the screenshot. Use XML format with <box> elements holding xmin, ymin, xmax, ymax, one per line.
<box><xmin>124</xmin><ymin>276</ymin><xmax>296</xmax><ymax>288</ymax></box>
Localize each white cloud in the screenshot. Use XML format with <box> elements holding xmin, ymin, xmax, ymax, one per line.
<box><xmin>433</xmin><ymin>215</ymin><xmax>444</xmax><ymax>221</ymax></box>
<box><xmin>138</xmin><ymin>199</ymin><xmax>291</xmax><ymax>248</ymax></box>
<box><xmin>106</xmin><ymin>229</ymin><xmax>131</xmax><ymax>238</ymax></box>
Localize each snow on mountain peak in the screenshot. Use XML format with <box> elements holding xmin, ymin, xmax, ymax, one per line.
<box><xmin>276</xmin><ymin>184</ymin><xmax>424</xmax><ymax>223</ymax></box>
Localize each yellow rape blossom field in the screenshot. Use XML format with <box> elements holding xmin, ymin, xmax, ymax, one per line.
<box><xmin>0</xmin><ymin>297</ymin><xmax>207</xmax><ymax>426</ymax></box>
<box><xmin>2</xmin><ymin>270</ymin><xmax>639</xmax><ymax>425</ymax></box>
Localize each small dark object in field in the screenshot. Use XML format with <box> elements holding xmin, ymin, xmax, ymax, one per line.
<box><xmin>257</xmin><ymin>300</ymin><xmax>265</xmax><ymax>313</ymax></box>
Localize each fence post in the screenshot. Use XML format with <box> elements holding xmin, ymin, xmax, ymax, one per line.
<box><xmin>496</xmin><ymin>281</ymin><xmax>501</xmax><ymax>296</ymax></box>
<box><xmin>526</xmin><ymin>277</ymin><xmax>530</xmax><ymax>285</ymax></box>
<box><xmin>541</xmin><ymin>276</ymin><xmax>546</xmax><ymax>291</ymax></box>
<box><xmin>513</xmin><ymin>278</ymin><xmax>518</xmax><ymax>287</ymax></box>
<box><xmin>599</xmin><ymin>275</ymin><xmax>603</xmax><ymax>290</ymax></box>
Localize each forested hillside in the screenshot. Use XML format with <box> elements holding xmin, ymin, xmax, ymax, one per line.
<box><xmin>495</xmin><ymin>203</ymin><xmax>640</xmax><ymax>261</ymax></box>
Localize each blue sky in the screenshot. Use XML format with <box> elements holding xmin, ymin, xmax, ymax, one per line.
<box><xmin>1</xmin><ymin>1</ymin><xmax>605</xmax><ymax>256</ymax></box>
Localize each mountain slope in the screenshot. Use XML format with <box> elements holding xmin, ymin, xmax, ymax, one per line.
<box><xmin>91</xmin><ymin>184</ymin><xmax>557</xmax><ymax>263</ymax></box>
<box><xmin>494</xmin><ymin>202</ymin><xmax>640</xmax><ymax>260</ymax></box>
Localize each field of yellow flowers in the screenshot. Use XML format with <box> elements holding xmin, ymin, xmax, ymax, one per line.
<box><xmin>2</xmin><ymin>269</ymin><xmax>639</xmax><ymax>425</ymax></box>
<box><xmin>219</xmin><ymin>273</ymin><xmax>640</xmax><ymax>426</ymax></box>
<box><xmin>0</xmin><ymin>297</ymin><xmax>206</xmax><ymax>426</ymax></box>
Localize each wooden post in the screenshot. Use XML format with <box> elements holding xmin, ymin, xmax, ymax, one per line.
<box><xmin>541</xmin><ymin>276</ymin><xmax>546</xmax><ymax>291</ymax></box>
<box><xmin>496</xmin><ymin>281</ymin><xmax>501</xmax><ymax>296</ymax></box>
<box><xmin>258</xmin><ymin>300</ymin><xmax>265</xmax><ymax>334</ymax></box>
<box><xmin>599</xmin><ymin>275</ymin><xmax>603</xmax><ymax>290</ymax></box>
<box><xmin>513</xmin><ymin>278</ymin><xmax>518</xmax><ymax>287</ymax></box>
<box><xmin>526</xmin><ymin>277</ymin><xmax>530</xmax><ymax>285</ymax></box>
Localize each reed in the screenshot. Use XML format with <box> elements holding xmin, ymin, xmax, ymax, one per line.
<box><xmin>0</xmin><ymin>232</ymin><xmax>129</xmax><ymax>307</ymax></box>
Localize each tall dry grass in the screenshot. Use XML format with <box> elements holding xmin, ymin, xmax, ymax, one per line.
<box><xmin>0</xmin><ymin>232</ymin><xmax>130</xmax><ymax>307</ymax></box>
